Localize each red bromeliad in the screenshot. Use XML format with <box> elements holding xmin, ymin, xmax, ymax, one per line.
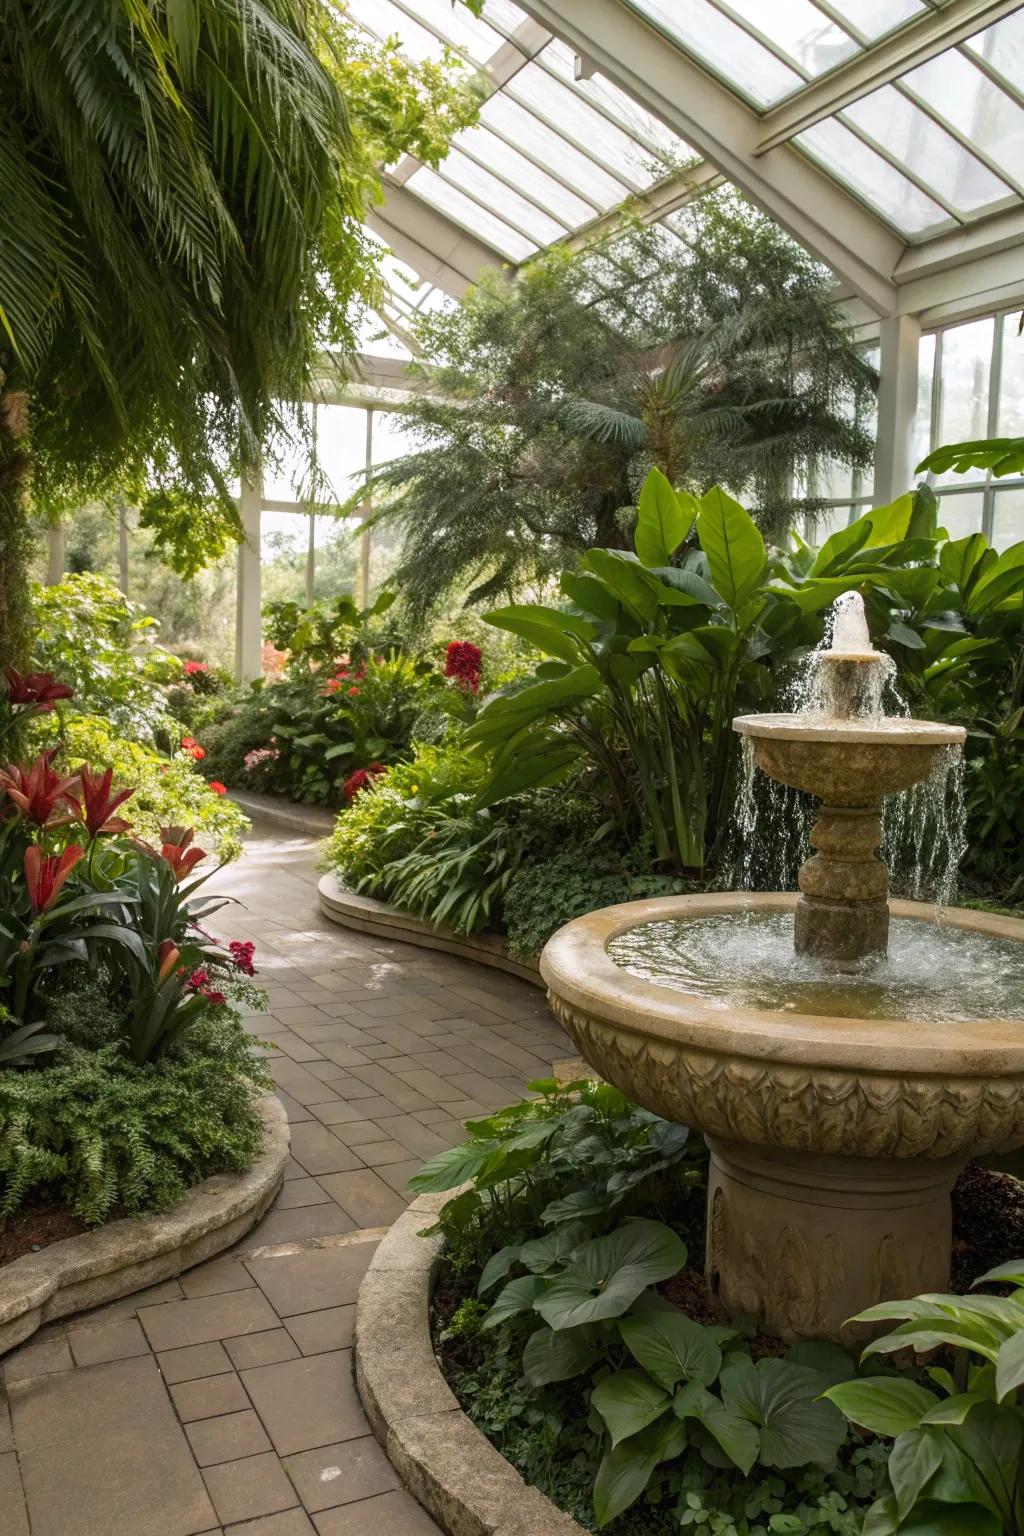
<box><xmin>72</xmin><ymin>765</ymin><xmax>135</xmax><ymax>837</ymax></box>
<box><xmin>24</xmin><ymin>845</ymin><xmax>85</xmax><ymax>913</ymax></box>
<box><xmin>229</xmin><ymin>939</ymin><xmax>256</xmax><ymax>975</ymax></box>
<box><xmin>343</xmin><ymin>762</ymin><xmax>386</xmax><ymax>803</ymax></box>
<box><xmin>156</xmin><ymin>940</ymin><xmax>180</xmax><ymax>984</ymax></box>
<box><xmin>3</xmin><ymin>668</ymin><xmax>74</xmax><ymax>712</ymax></box>
<box><xmin>445</xmin><ymin>641</ymin><xmax>482</xmax><ymax>694</ymax></box>
<box><xmin>0</xmin><ymin>752</ymin><xmax>81</xmax><ymax>827</ymax></box>
<box><xmin>161</xmin><ymin>839</ymin><xmax>207</xmax><ymax>881</ymax></box>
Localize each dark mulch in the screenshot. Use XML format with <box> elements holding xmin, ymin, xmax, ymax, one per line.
<box><xmin>952</xmin><ymin>1161</ymin><xmax>1024</xmax><ymax>1292</ymax></box>
<box><xmin>0</xmin><ymin>1205</ymin><xmax>90</xmax><ymax>1267</ymax></box>
<box><xmin>661</xmin><ymin>1266</ymin><xmax>787</xmax><ymax>1358</ymax></box>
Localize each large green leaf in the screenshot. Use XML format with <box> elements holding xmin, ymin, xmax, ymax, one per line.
<box><xmin>581</xmin><ymin>548</ymin><xmax>662</xmax><ymax>622</ymax></box>
<box><xmin>889</xmin><ymin>1427</ymin><xmax>945</xmax><ymax>1521</ymax></box>
<box><xmin>485</xmin><ymin>604</ymin><xmax>596</xmax><ymax>664</ymax></box>
<box><xmin>697</xmin><ymin>487</ymin><xmax>766</xmax><ymax>610</ymax></box>
<box><xmin>673</xmin><ymin>1380</ymin><xmax>758</xmax><ymax>1474</ymax></box>
<box><xmin>534</xmin><ymin>1220</ymin><xmax>687</xmax><ymax>1330</ymax></box>
<box><xmin>483</xmin><ymin>1275</ymin><xmax>545</xmax><ymax>1330</ymax></box>
<box><xmin>593</xmin><ymin>1414</ymin><xmax>686</xmax><ymax>1527</ymax></box>
<box><xmin>939</xmin><ymin>533</ymin><xmax>989</xmax><ymax>595</ymax></box>
<box><xmin>966</xmin><ymin>540</ymin><xmax>1024</xmax><ymax>614</ymax></box>
<box><xmin>591</xmin><ymin>1370</ymin><xmax>671</xmax><ymax>1446</ymax></box>
<box><xmin>477</xmin><ymin>1246</ymin><xmax>522</xmax><ymax>1296</ymax></box>
<box><xmin>560</xmin><ymin>571</ymin><xmax>621</xmax><ymax>623</ymax></box>
<box><xmin>865</xmin><ymin>494</ymin><xmax>914</xmax><ymax>548</ymax></box>
<box><xmin>519</xmin><ymin>1222</ymin><xmax>591</xmax><ymax>1274</ymax></box>
<box><xmin>407</xmin><ymin>1140</ymin><xmax>499</xmax><ymax>1194</ymax></box>
<box><xmin>863</xmin><ymin>1494</ymin><xmax>1002</xmax><ymax>1536</ymax></box>
<box><xmin>719</xmin><ymin>1358</ymin><xmax>846</xmax><ymax>1469</ymax></box>
<box><xmin>635</xmin><ymin>468</ymin><xmax>696</xmax><ymax>567</ymax></box>
<box><xmin>650</xmin><ymin>566</ymin><xmax>720</xmax><ymax>608</ymax></box>
<box><xmin>995</xmin><ymin>1328</ymin><xmax>1024</xmax><ymax>1401</ymax></box>
<box><xmin>810</xmin><ymin>517</ymin><xmax>871</xmax><ymax>576</ymax></box>
<box><xmin>522</xmin><ymin>1325</ymin><xmax>599</xmax><ymax>1387</ymax></box>
<box><xmin>619</xmin><ymin>1309</ymin><xmax>722</xmax><ymax>1391</ymax></box>
<box><xmin>465</xmin><ymin>665</ymin><xmax>602</xmax><ymax>749</ymax></box>
<box><xmin>825</xmin><ymin>1377</ymin><xmax>941</xmax><ymax>1437</ymax></box>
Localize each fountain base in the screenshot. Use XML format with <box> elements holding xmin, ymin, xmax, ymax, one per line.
<box><xmin>705</xmin><ymin>1138</ymin><xmax>964</xmax><ymax>1343</ymax></box>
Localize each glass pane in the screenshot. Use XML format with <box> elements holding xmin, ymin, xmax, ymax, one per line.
<box><xmin>904</xmin><ymin>54</ymin><xmax>1024</xmax><ymax>193</ymax></box>
<box><xmin>991</xmin><ymin>486</ymin><xmax>1024</xmax><ymax>549</ymax></box>
<box><xmin>913</xmin><ymin>332</ymin><xmax>936</xmax><ymax>472</ymax></box>
<box><xmin>316</xmin><ymin>406</ymin><xmax>371</xmax><ymax>506</ymax></box>
<box><xmin>434</xmin><ymin>148</ymin><xmax>568</xmax><ymax>243</ymax></box>
<box><xmin>481</xmin><ymin>0</ymin><xmax>529</xmax><ymax>32</ymax></box>
<box><xmin>807</xmin><ymin>507</ymin><xmax>853</xmax><ymax>542</ymax></box>
<box><xmin>1000</xmin><ymin>314</ymin><xmax>1024</xmax><ymax>437</ymax></box>
<box><xmin>820</xmin><ymin>0</ymin><xmax>923</xmax><ymax>41</ymax></box>
<box><xmin>797</xmin><ymin>118</ymin><xmax>952</xmax><ymax>236</ymax></box>
<box><xmin>391</xmin><ymin>0</ymin><xmax>505</xmax><ymax>63</ymax></box>
<box><xmin>261</xmin><ymin>510</ymin><xmax>311</xmax><ymax>607</ymax></box>
<box><xmin>479</xmin><ymin>93</ymin><xmax>629</xmax><ymax>207</ymax></box>
<box><xmin>342</xmin><ymin>0</ymin><xmax>444</xmax><ymax>63</ymax></box>
<box><xmin>454</xmin><ymin>125</ymin><xmax>599</xmax><ymax>226</ymax></box>
<box><xmin>724</xmin><ymin>0</ymin><xmax>859</xmax><ymax>77</ymax></box>
<box><xmin>843</xmin><ymin>85</ymin><xmax>1012</xmax><ymax>216</ymax></box>
<box><xmin>541</xmin><ymin>40</ymin><xmax>692</xmax><ymax>160</ymax></box>
<box><xmin>264</xmin><ymin>407</ymin><xmax>314</xmax><ymax>503</ymax></box>
<box><xmin>938</xmin><ymin>318</ymin><xmax>993</xmax><ymax>473</ymax></box>
<box><xmin>624</xmin><ymin>0</ymin><xmax>803</xmax><ymax>106</ymax></box>
<box><xmin>965</xmin><ymin>12</ymin><xmax>1024</xmax><ymax>89</ymax></box>
<box><xmin>402</xmin><ymin>166</ymin><xmax>537</xmax><ymax>261</ymax></box>
<box><xmin>508</xmin><ymin>62</ymin><xmax>664</xmax><ymax>186</ymax></box>
<box><xmin>936</xmin><ymin>491</ymin><xmax>985</xmax><ymax>540</ymax></box>
<box><xmin>815</xmin><ymin>462</ymin><xmax>855</xmax><ymax>500</ymax></box>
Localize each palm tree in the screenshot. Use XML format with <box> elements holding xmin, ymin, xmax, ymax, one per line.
<box><xmin>0</xmin><ymin>0</ymin><xmax>352</xmax><ymax>661</ymax></box>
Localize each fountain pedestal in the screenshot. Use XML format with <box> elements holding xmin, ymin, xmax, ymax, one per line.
<box><xmin>795</xmin><ymin>802</ymin><xmax>888</xmax><ymax>966</ymax></box>
<box><xmin>705</xmin><ymin>1139</ymin><xmax>964</xmax><ymax>1343</ymax></box>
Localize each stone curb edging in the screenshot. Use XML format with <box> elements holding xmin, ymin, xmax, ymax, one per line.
<box><xmin>318</xmin><ymin>873</ymin><xmax>542</xmax><ymax>988</ymax></box>
<box><xmin>229</xmin><ymin>789</ymin><xmax>336</xmax><ymax>839</ymax></box>
<box><xmin>0</xmin><ymin>1095</ymin><xmax>289</xmax><ymax>1356</ymax></box>
<box><xmin>355</xmin><ymin>1190</ymin><xmax>587</xmax><ymax>1536</ymax></box>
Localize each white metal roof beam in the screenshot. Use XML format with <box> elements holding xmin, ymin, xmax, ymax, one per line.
<box><xmin>560</xmin><ymin>162</ymin><xmax>724</xmax><ymax>251</ymax></box>
<box><xmin>365</xmin><ymin>182</ymin><xmax>508</xmax><ymax>298</ymax></box>
<box><xmin>515</xmin><ymin>0</ymin><xmax>901</xmax><ymax>314</ymax></box>
<box><xmin>756</xmin><ymin>0</ymin><xmax>1022</xmax><ymax>154</ymax></box>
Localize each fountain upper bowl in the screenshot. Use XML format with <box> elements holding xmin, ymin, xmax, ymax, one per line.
<box><xmin>733</xmin><ymin>713</ymin><xmax>965</xmax><ymax>803</ymax></box>
<box><xmin>539</xmin><ymin>892</ymin><xmax>1024</xmax><ymax>1161</ymax></box>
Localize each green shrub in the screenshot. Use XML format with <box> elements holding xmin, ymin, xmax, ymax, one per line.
<box><xmin>0</xmin><ymin>1010</ymin><xmax>270</xmax><ymax>1224</ymax></box>
<box><xmin>504</xmin><ymin>848</ymin><xmax>692</xmax><ymax>960</ymax></box>
<box><xmin>32</xmin><ymin>712</ymin><xmax>249</xmax><ymax>862</ymax></box>
<box><xmin>31</xmin><ymin>574</ymin><xmax>181</xmax><ymax>739</ymax></box>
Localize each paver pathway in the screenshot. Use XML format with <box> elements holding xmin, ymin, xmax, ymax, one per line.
<box><xmin>1</xmin><ymin>819</ymin><xmax>567</xmax><ymax>1535</ymax></box>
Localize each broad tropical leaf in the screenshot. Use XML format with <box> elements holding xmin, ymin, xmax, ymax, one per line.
<box><xmin>634</xmin><ymin>467</ymin><xmax>695</xmax><ymax>568</ymax></box>
<box><xmin>534</xmin><ymin>1220</ymin><xmax>686</xmax><ymax>1330</ymax></box>
<box><xmin>696</xmin><ymin>487</ymin><xmax>765</xmax><ymax>610</ymax></box>
<box><xmin>619</xmin><ymin>1309</ymin><xmax>722</xmax><ymax>1391</ymax></box>
<box><xmin>719</xmin><ymin>1358</ymin><xmax>846</xmax><ymax>1469</ymax></box>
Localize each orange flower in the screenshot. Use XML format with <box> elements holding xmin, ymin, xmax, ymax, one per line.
<box><xmin>156</xmin><ymin>940</ymin><xmax>180</xmax><ymax>984</ymax></box>
<box><xmin>161</xmin><ymin>841</ymin><xmax>207</xmax><ymax>881</ymax></box>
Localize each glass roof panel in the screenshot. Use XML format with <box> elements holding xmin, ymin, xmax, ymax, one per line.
<box><xmin>843</xmin><ymin>84</ymin><xmax>1013</xmax><ymax>217</ymax></box>
<box><xmin>904</xmin><ymin>52</ymin><xmax>1024</xmax><ymax>194</ymax></box>
<box><xmin>964</xmin><ymin>11</ymin><xmax>1024</xmax><ymax>86</ymax></box>
<box><xmin>819</xmin><ymin>0</ymin><xmax>925</xmax><ymax>41</ymax></box>
<box><xmin>506</xmin><ymin>60</ymin><xmax>668</xmax><ymax>186</ymax></box>
<box><xmin>402</xmin><ymin>166</ymin><xmax>538</xmax><ymax>260</ymax></box>
<box><xmin>453</xmin><ymin>124</ymin><xmax>601</xmax><ymax>226</ymax></box>
<box><xmin>384</xmin><ymin>0</ymin><xmax>506</xmax><ymax>62</ymax></box>
<box><xmin>723</xmin><ymin>0</ymin><xmax>859</xmax><ymax>77</ymax></box>
<box><xmin>479</xmin><ymin>0</ymin><xmax>530</xmax><ymax>33</ymax></box>
<box><xmin>541</xmin><ymin>39</ymin><xmax>693</xmax><ymax>159</ymax></box>
<box><xmin>432</xmin><ymin>148</ymin><xmax>569</xmax><ymax>243</ymax></box>
<box><xmin>622</xmin><ymin>0</ymin><xmax>804</xmax><ymax>106</ymax></box>
<box><xmin>796</xmin><ymin>117</ymin><xmax>953</xmax><ymax>236</ymax></box>
<box><xmin>342</xmin><ymin>0</ymin><xmax>444</xmax><ymax>64</ymax></box>
<box><xmin>478</xmin><ymin>92</ymin><xmax>630</xmax><ymax>207</ymax></box>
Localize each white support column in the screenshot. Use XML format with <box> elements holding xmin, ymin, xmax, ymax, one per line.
<box><xmin>357</xmin><ymin>410</ymin><xmax>372</xmax><ymax>610</ymax></box>
<box><xmin>873</xmin><ymin>315</ymin><xmax>922</xmax><ymax>507</ymax></box>
<box><xmin>45</xmin><ymin>525</ymin><xmax>65</xmax><ymax>586</ymax></box>
<box><xmin>235</xmin><ymin>470</ymin><xmax>263</xmax><ymax>683</ymax></box>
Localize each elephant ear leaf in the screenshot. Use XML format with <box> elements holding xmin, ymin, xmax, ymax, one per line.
<box><xmin>697</xmin><ymin>487</ymin><xmax>765</xmax><ymax>610</ymax></box>
<box><xmin>634</xmin><ymin>467</ymin><xmax>696</xmax><ymax>568</ymax></box>
<box><xmin>720</xmin><ymin>1358</ymin><xmax>846</xmax><ymax>1469</ymax></box>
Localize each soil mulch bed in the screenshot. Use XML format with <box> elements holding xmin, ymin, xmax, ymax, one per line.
<box><xmin>0</xmin><ymin>1205</ymin><xmax>90</xmax><ymax>1267</ymax></box>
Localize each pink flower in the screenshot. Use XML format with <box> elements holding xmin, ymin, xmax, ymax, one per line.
<box><xmin>229</xmin><ymin>940</ymin><xmax>256</xmax><ymax>975</ymax></box>
<box><xmin>183</xmin><ymin>660</ymin><xmax>208</xmax><ymax>676</ymax></box>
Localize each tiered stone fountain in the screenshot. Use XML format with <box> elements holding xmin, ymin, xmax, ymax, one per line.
<box><xmin>541</xmin><ymin>594</ymin><xmax>1024</xmax><ymax>1342</ymax></box>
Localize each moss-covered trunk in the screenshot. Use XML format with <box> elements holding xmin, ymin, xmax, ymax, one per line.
<box><xmin>0</xmin><ymin>358</ymin><xmax>33</xmax><ymax>666</ymax></box>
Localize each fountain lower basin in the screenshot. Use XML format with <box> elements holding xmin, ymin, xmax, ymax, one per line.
<box><xmin>540</xmin><ymin>892</ymin><xmax>1024</xmax><ymax>1342</ymax></box>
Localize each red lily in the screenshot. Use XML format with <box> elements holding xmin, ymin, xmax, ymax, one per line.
<box><xmin>24</xmin><ymin>844</ymin><xmax>85</xmax><ymax>913</ymax></box>
<box><xmin>3</xmin><ymin>667</ymin><xmax>74</xmax><ymax>711</ymax></box>
<box><xmin>71</xmin><ymin>765</ymin><xmax>135</xmax><ymax>837</ymax></box>
<box><xmin>159</xmin><ymin>826</ymin><xmax>194</xmax><ymax>848</ymax></box>
<box><xmin>161</xmin><ymin>841</ymin><xmax>207</xmax><ymax>881</ymax></box>
<box><xmin>0</xmin><ymin>752</ymin><xmax>81</xmax><ymax>827</ymax></box>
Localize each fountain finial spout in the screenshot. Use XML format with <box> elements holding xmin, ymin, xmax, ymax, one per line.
<box><xmin>815</xmin><ymin>591</ymin><xmax>890</xmax><ymax>722</ymax></box>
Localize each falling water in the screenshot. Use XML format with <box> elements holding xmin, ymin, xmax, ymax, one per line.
<box><xmin>883</xmin><ymin>744</ymin><xmax>967</xmax><ymax>908</ymax></box>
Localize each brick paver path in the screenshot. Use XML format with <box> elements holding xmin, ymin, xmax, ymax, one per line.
<box><xmin>2</xmin><ymin>819</ymin><xmax>567</xmax><ymax>1535</ymax></box>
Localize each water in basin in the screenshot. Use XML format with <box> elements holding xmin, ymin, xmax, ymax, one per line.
<box><xmin>608</xmin><ymin>911</ymin><xmax>1024</xmax><ymax>1024</ymax></box>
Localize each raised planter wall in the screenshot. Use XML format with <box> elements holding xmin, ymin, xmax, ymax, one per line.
<box><xmin>0</xmin><ymin>1095</ymin><xmax>289</xmax><ymax>1356</ymax></box>
<box><xmin>318</xmin><ymin>873</ymin><xmax>542</xmax><ymax>987</ymax></box>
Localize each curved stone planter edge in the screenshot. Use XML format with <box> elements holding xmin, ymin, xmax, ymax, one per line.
<box><xmin>318</xmin><ymin>872</ymin><xmax>543</xmax><ymax>989</ymax></box>
<box><xmin>356</xmin><ymin>1190</ymin><xmax>587</xmax><ymax>1536</ymax></box>
<box><xmin>0</xmin><ymin>1094</ymin><xmax>289</xmax><ymax>1356</ymax></box>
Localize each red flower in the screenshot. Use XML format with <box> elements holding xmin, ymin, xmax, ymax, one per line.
<box><xmin>203</xmin><ymin>989</ymin><xmax>226</xmax><ymax>1006</ymax></box>
<box><xmin>157</xmin><ymin>940</ymin><xmax>180</xmax><ymax>984</ymax></box>
<box><xmin>347</xmin><ymin>686</ymin><xmax>360</xmax><ymax>696</ymax></box>
<box><xmin>445</xmin><ymin>641</ymin><xmax>482</xmax><ymax>694</ymax></box>
<box><xmin>343</xmin><ymin>763</ymin><xmax>386</xmax><ymax>803</ymax></box>
<box><xmin>208</xmin><ymin>781</ymin><xmax>227</xmax><ymax>796</ymax></box>
<box><xmin>185</xmin><ymin>967</ymin><xmax>210</xmax><ymax>992</ymax></box>
<box><xmin>229</xmin><ymin>940</ymin><xmax>256</xmax><ymax>976</ymax></box>
<box><xmin>182</xmin><ymin>661</ymin><xmax>208</xmax><ymax>676</ymax></box>
<box><xmin>159</xmin><ymin>826</ymin><xmax>193</xmax><ymax>847</ymax></box>
<box><xmin>3</xmin><ymin>668</ymin><xmax>74</xmax><ymax>712</ymax></box>
<box><xmin>70</xmin><ymin>765</ymin><xmax>134</xmax><ymax>837</ymax></box>
<box><xmin>24</xmin><ymin>845</ymin><xmax>85</xmax><ymax>913</ymax></box>
<box><xmin>187</xmin><ymin>745</ymin><xmax>206</xmax><ymax>761</ymax></box>
<box><xmin>0</xmin><ymin>752</ymin><xmax>81</xmax><ymax>827</ymax></box>
<box><xmin>181</xmin><ymin>736</ymin><xmax>197</xmax><ymax>749</ymax></box>
<box><xmin>161</xmin><ymin>833</ymin><xmax>207</xmax><ymax>881</ymax></box>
